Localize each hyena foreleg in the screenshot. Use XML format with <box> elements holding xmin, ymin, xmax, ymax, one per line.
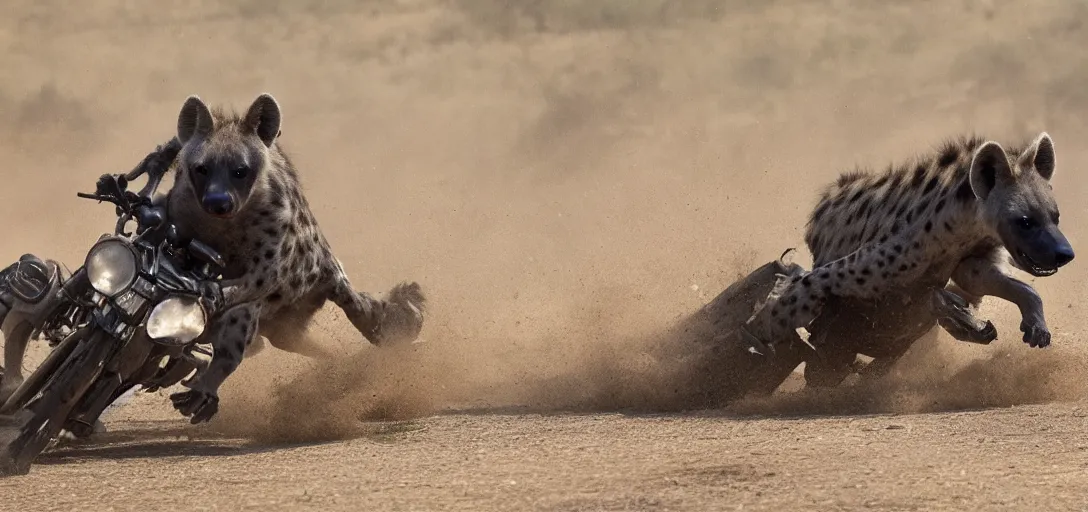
<box><xmin>170</xmin><ymin>302</ymin><xmax>260</xmax><ymax>423</ymax></box>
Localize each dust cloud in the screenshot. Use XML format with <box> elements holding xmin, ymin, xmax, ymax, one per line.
<box><xmin>3</xmin><ymin>1</ymin><xmax>1088</xmax><ymax>443</ymax></box>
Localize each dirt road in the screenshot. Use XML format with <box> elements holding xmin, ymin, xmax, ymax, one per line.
<box><xmin>4</xmin><ymin>396</ymin><xmax>1088</xmax><ymax>511</ymax></box>
<box><xmin>2</xmin><ymin>1</ymin><xmax>1088</xmax><ymax>510</ymax></box>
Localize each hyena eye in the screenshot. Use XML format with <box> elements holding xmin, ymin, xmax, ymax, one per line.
<box><xmin>232</xmin><ymin>167</ymin><xmax>249</xmax><ymax>179</ymax></box>
<box><xmin>1015</xmin><ymin>216</ymin><xmax>1038</xmax><ymax>231</ymax></box>
<box><xmin>194</xmin><ymin>165</ymin><xmax>209</xmax><ymax>176</ymax></box>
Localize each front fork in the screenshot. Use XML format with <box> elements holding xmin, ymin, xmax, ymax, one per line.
<box><xmin>63</xmin><ymin>329</ymin><xmax>153</xmax><ymax>437</ymax></box>
<box><xmin>64</xmin><ymin>331</ymin><xmax>207</xmax><ymax>437</ymax></box>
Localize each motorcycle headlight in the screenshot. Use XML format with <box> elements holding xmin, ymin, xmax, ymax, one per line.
<box><xmin>146</xmin><ymin>296</ymin><xmax>207</xmax><ymax>343</ymax></box>
<box><xmin>85</xmin><ymin>239</ymin><xmax>138</xmax><ymax>297</ymax></box>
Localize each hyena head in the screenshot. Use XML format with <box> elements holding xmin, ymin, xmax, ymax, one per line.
<box><xmin>969</xmin><ymin>132</ymin><xmax>1074</xmax><ymax>277</ymax></box>
<box><xmin>175</xmin><ymin>93</ymin><xmax>281</xmax><ymax>218</ymax></box>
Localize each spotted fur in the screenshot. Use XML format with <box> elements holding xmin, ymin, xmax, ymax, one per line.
<box><xmin>163</xmin><ymin>94</ymin><xmax>426</xmax><ymax>423</ymax></box>
<box><xmin>745</xmin><ymin>132</ymin><xmax>1074</xmax><ymax>352</ymax></box>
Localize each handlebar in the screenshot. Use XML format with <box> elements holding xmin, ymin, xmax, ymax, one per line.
<box><xmin>76</xmin><ymin>138</ymin><xmax>226</xmax><ymax>273</ymax></box>
<box><xmin>77</xmin><ymin>137</ymin><xmax>183</xmax><ymax>220</ymax></box>
<box><xmin>76</xmin><ymin>174</ymin><xmax>161</xmax><ymax>234</ymax></box>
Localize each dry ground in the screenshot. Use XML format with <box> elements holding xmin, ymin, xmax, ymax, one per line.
<box><xmin>2</xmin><ymin>1</ymin><xmax>1088</xmax><ymax>510</ymax></box>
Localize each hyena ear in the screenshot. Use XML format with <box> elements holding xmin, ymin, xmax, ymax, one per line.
<box><xmin>243</xmin><ymin>93</ymin><xmax>281</xmax><ymax>148</ymax></box>
<box><xmin>969</xmin><ymin>141</ymin><xmax>1014</xmax><ymax>201</ymax></box>
<box><xmin>1017</xmin><ymin>132</ymin><xmax>1056</xmax><ymax>181</ymax></box>
<box><xmin>177</xmin><ymin>95</ymin><xmax>214</xmax><ymax>145</ymax></box>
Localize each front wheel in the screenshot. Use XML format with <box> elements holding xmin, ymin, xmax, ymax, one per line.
<box><xmin>0</xmin><ymin>329</ymin><xmax>113</xmax><ymax>476</ymax></box>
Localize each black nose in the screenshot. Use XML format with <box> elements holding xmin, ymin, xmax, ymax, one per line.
<box><xmin>1054</xmin><ymin>245</ymin><xmax>1075</xmax><ymax>267</ymax></box>
<box><xmin>202</xmin><ymin>192</ymin><xmax>234</xmax><ymax>216</ymax></box>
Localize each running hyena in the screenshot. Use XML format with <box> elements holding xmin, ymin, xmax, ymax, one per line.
<box><xmin>162</xmin><ymin>93</ymin><xmax>425</xmax><ymax>423</ymax></box>
<box><xmin>744</xmin><ymin>133</ymin><xmax>1074</xmax><ymax>352</ymax></box>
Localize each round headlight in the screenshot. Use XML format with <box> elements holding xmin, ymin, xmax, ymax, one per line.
<box><xmin>85</xmin><ymin>239</ymin><xmax>138</xmax><ymax>297</ymax></box>
<box><xmin>146</xmin><ymin>296</ymin><xmax>207</xmax><ymax>344</ymax></box>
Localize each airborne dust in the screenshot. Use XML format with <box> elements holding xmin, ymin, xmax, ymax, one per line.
<box><xmin>2</xmin><ymin>1</ymin><xmax>1087</xmax><ymax>443</ymax></box>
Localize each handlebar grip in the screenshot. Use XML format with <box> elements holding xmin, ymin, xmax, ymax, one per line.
<box><xmin>135</xmin><ymin>204</ymin><xmax>165</xmax><ymax>231</ymax></box>
<box><xmin>161</xmin><ymin>225</ymin><xmax>225</xmax><ymax>270</ymax></box>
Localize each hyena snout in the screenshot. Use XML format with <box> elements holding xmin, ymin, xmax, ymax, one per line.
<box><xmin>201</xmin><ymin>191</ymin><xmax>236</xmax><ymax>217</ymax></box>
<box><xmin>1051</xmin><ymin>238</ymin><xmax>1075</xmax><ymax>268</ymax></box>
<box><xmin>1035</xmin><ymin>227</ymin><xmax>1075</xmax><ymax>269</ymax></box>
<box><xmin>1012</xmin><ymin>226</ymin><xmax>1075</xmax><ymax>275</ymax></box>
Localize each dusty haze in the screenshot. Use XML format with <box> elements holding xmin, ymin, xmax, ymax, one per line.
<box><xmin>2</xmin><ymin>1</ymin><xmax>1088</xmax><ymax>510</ymax></box>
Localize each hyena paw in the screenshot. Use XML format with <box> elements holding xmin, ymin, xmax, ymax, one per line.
<box><xmin>376</xmin><ymin>282</ymin><xmax>426</xmax><ymax>347</ymax></box>
<box><xmin>170</xmin><ymin>388</ymin><xmax>220</xmax><ymax>424</ymax></box>
<box><xmin>932</xmin><ymin>288</ymin><xmax>997</xmax><ymax>344</ymax></box>
<box><xmin>388</xmin><ymin>281</ymin><xmax>426</xmax><ymax>313</ymax></box>
<box><xmin>1020</xmin><ymin>318</ymin><xmax>1051</xmax><ymax>348</ymax></box>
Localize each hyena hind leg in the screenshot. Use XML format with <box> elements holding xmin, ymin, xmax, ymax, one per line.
<box><xmin>259</xmin><ymin>303</ymin><xmax>336</xmax><ymax>360</ymax></box>
<box><xmin>330</xmin><ymin>281</ymin><xmax>425</xmax><ymax>347</ymax></box>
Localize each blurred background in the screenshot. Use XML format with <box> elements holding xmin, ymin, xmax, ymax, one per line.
<box><xmin>1</xmin><ymin>0</ymin><xmax>1086</xmax><ymax>420</ymax></box>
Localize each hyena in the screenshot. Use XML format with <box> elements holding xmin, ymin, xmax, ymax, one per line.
<box><xmin>744</xmin><ymin>132</ymin><xmax>1074</xmax><ymax>352</ymax></box>
<box><xmin>162</xmin><ymin>93</ymin><xmax>425</xmax><ymax>423</ymax></box>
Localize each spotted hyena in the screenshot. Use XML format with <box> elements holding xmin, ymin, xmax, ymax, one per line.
<box><xmin>162</xmin><ymin>93</ymin><xmax>426</xmax><ymax>423</ymax></box>
<box><xmin>743</xmin><ymin>132</ymin><xmax>1074</xmax><ymax>353</ymax></box>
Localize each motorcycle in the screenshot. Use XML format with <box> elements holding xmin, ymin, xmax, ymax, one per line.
<box><xmin>673</xmin><ymin>249</ymin><xmax>997</xmax><ymax>407</ymax></box>
<box><xmin>0</xmin><ymin>140</ymin><xmax>228</xmax><ymax>476</ymax></box>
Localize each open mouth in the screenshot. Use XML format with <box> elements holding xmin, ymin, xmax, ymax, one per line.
<box><xmin>1013</xmin><ymin>249</ymin><xmax>1058</xmax><ymax>277</ymax></box>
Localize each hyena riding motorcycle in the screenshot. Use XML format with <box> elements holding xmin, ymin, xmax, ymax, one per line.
<box><xmin>0</xmin><ymin>140</ymin><xmax>229</xmax><ymax>476</ymax></box>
